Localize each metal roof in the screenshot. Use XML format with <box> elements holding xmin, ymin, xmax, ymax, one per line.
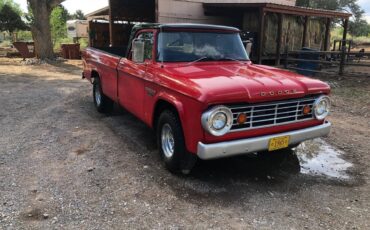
<box><xmin>204</xmin><ymin>3</ymin><xmax>352</xmax><ymax>18</ymax></box>
<box><xmin>85</xmin><ymin>6</ymin><xmax>109</xmax><ymax>18</ymax></box>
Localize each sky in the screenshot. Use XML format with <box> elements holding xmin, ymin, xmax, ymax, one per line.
<box><xmin>12</xmin><ymin>0</ymin><xmax>370</xmax><ymax>22</ymax></box>
<box><xmin>14</xmin><ymin>0</ymin><xmax>108</xmax><ymax>14</ymax></box>
<box><xmin>358</xmin><ymin>0</ymin><xmax>370</xmax><ymax>23</ymax></box>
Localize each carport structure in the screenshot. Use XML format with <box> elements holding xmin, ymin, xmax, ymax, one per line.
<box><xmin>87</xmin><ymin>0</ymin><xmax>351</xmax><ymax>65</ymax></box>
<box><xmin>204</xmin><ymin>3</ymin><xmax>352</xmax><ymax>64</ymax></box>
<box><xmin>107</xmin><ymin>0</ymin><xmax>156</xmax><ymax>47</ymax></box>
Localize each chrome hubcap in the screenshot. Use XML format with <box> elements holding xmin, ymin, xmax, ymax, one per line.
<box><xmin>95</xmin><ymin>85</ymin><xmax>102</xmax><ymax>106</ymax></box>
<box><xmin>161</xmin><ymin>124</ymin><xmax>175</xmax><ymax>158</ymax></box>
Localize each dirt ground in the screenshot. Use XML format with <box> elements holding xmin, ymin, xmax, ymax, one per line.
<box><xmin>0</xmin><ymin>58</ymin><xmax>369</xmax><ymax>229</ymax></box>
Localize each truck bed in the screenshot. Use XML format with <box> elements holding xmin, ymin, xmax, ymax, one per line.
<box><xmin>93</xmin><ymin>46</ymin><xmax>128</xmax><ymax>57</ymax></box>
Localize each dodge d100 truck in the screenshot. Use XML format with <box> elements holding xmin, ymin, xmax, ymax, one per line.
<box><xmin>82</xmin><ymin>23</ymin><xmax>331</xmax><ymax>174</ymax></box>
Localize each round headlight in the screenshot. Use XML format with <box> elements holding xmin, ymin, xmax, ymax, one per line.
<box><xmin>212</xmin><ymin>112</ymin><xmax>227</xmax><ymax>130</ymax></box>
<box><xmin>313</xmin><ymin>96</ymin><xmax>331</xmax><ymax>120</ymax></box>
<box><xmin>202</xmin><ymin>106</ymin><xmax>233</xmax><ymax>136</ymax></box>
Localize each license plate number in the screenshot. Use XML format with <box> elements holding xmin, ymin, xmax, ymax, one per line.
<box><xmin>268</xmin><ymin>136</ymin><xmax>290</xmax><ymax>151</ymax></box>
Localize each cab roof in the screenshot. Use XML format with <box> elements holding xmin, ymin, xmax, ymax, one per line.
<box><xmin>131</xmin><ymin>23</ymin><xmax>240</xmax><ymax>33</ymax></box>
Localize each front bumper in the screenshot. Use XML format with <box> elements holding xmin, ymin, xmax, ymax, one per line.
<box><xmin>197</xmin><ymin>122</ymin><xmax>331</xmax><ymax>160</ymax></box>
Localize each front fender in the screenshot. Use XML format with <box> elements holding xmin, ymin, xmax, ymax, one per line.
<box><xmin>151</xmin><ymin>91</ymin><xmax>205</xmax><ymax>154</ymax></box>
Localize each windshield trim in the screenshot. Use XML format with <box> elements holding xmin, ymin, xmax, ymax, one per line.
<box><xmin>156</xmin><ymin>30</ymin><xmax>250</xmax><ymax>63</ymax></box>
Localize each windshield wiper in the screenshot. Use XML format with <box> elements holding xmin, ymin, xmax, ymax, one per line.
<box><xmin>216</xmin><ymin>57</ymin><xmax>248</xmax><ymax>62</ymax></box>
<box><xmin>186</xmin><ymin>57</ymin><xmax>215</xmax><ymax>66</ymax></box>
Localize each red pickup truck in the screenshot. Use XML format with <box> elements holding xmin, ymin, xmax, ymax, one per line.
<box><xmin>82</xmin><ymin>23</ymin><xmax>331</xmax><ymax>174</ymax></box>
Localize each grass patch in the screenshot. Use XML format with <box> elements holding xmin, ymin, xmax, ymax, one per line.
<box><xmin>331</xmin><ymin>27</ymin><xmax>370</xmax><ymax>45</ymax></box>
<box><xmin>0</xmin><ymin>40</ymin><xmax>12</xmax><ymax>48</ymax></box>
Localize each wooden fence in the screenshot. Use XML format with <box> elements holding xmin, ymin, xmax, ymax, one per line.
<box><xmin>283</xmin><ymin>49</ymin><xmax>370</xmax><ymax>77</ymax></box>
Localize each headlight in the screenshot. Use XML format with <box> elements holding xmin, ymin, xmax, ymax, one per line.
<box><xmin>201</xmin><ymin>106</ymin><xmax>233</xmax><ymax>136</ymax></box>
<box><xmin>313</xmin><ymin>96</ymin><xmax>331</xmax><ymax>120</ymax></box>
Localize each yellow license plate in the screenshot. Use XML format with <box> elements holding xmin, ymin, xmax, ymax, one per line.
<box><xmin>268</xmin><ymin>136</ymin><xmax>290</xmax><ymax>151</ymax></box>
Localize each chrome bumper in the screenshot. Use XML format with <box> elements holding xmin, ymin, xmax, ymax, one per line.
<box><xmin>197</xmin><ymin>122</ymin><xmax>331</xmax><ymax>160</ymax></box>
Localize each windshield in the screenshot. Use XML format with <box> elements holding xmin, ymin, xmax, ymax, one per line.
<box><xmin>157</xmin><ymin>31</ymin><xmax>249</xmax><ymax>62</ymax></box>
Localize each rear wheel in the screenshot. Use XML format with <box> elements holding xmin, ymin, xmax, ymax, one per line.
<box><xmin>157</xmin><ymin>110</ymin><xmax>197</xmax><ymax>174</ymax></box>
<box><xmin>93</xmin><ymin>77</ymin><xmax>113</xmax><ymax>113</ymax></box>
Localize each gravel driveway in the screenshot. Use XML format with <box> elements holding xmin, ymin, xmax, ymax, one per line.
<box><xmin>0</xmin><ymin>58</ymin><xmax>369</xmax><ymax>229</ymax></box>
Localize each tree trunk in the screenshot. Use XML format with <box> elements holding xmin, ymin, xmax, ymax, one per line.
<box><xmin>28</xmin><ymin>0</ymin><xmax>65</xmax><ymax>60</ymax></box>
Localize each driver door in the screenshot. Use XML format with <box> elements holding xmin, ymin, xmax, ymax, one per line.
<box><xmin>117</xmin><ymin>30</ymin><xmax>154</xmax><ymax>121</ymax></box>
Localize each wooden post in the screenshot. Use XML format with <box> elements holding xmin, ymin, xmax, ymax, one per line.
<box><xmin>323</xmin><ymin>18</ymin><xmax>331</xmax><ymax>51</ymax></box>
<box><xmin>275</xmin><ymin>14</ymin><xmax>283</xmax><ymax>66</ymax></box>
<box><xmin>339</xmin><ymin>19</ymin><xmax>349</xmax><ymax>76</ymax></box>
<box><xmin>284</xmin><ymin>46</ymin><xmax>289</xmax><ymax>69</ymax></box>
<box><xmin>302</xmin><ymin>16</ymin><xmax>308</xmax><ymax>48</ymax></box>
<box><xmin>257</xmin><ymin>8</ymin><xmax>266</xmax><ymax>64</ymax></box>
<box><xmin>109</xmin><ymin>0</ymin><xmax>114</xmax><ymax>47</ymax></box>
<box><xmin>155</xmin><ymin>0</ymin><xmax>159</xmax><ymax>22</ymax></box>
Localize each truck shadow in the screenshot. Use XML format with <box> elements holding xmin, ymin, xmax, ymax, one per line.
<box><xmin>81</xmin><ymin>100</ymin><xmax>360</xmax><ymax>205</ymax></box>
<box><xmin>87</xmin><ymin>99</ymin><xmax>357</xmax><ymax>191</ymax></box>
<box><xmin>192</xmin><ymin>153</ymin><xmax>301</xmax><ymax>181</ymax></box>
<box><xmin>110</xmin><ymin>106</ymin><xmax>300</xmax><ymax>174</ymax></box>
<box><xmin>107</xmin><ymin>105</ymin><xmax>302</xmax><ymax>179</ymax></box>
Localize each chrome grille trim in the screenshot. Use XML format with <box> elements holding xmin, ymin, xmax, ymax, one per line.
<box><xmin>229</xmin><ymin>97</ymin><xmax>316</xmax><ymax>132</ymax></box>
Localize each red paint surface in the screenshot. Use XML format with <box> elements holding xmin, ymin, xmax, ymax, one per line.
<box><xmin>82</xmin><ymin>27</ymin><xmax>331</xmax><ymax>154</ymax></box>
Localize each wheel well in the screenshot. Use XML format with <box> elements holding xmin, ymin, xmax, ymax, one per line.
<box><xmin>91</xmin><ymin>70</ymin><xmax>99</xmax><ymax>80</ymax></box>
<box><xmin>153</xmin><ymin>100</ymin><xmax>179</xmax><ymax>131</ymax></box>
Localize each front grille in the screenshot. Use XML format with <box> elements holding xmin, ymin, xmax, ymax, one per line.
<box><xmin>229</xmin><ymin>97</ymin><xmax>316</xmax><ymax>132</ymax></box>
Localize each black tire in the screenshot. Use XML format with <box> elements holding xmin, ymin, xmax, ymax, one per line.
<box><xmin>93</xmin><ymin>77</ymin><xmax>113</xmax><ymax>113</ymax></box>
<box><xmin>156</xmin><ymin>110</ymin><xmax>197</xmax><ymax>174</ymax></box>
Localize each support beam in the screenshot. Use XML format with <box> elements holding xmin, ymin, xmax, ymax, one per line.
<box><xmin>275</xmin><ymin>13</ymin><xmax>283</xmax><ymax>66</ymax></box>
<box><xmin>339</xmin><ymin>19</ymin><xmax>349</xmax><ymax>76</ymax></box>
<box><xmin>155</xmin><ymin>0</ymin><xmax>159</xmax><ymax>22</ymax></box>
<box><xmin>302</xmin><ymin>16</ymin><xmax>308</xmax><ymax>48</ymax></box>
<box><xmin>323</xmin><ymin>18</ymin><xmax>331</xmax><ymax>51</ymax></box>
<box><xmin>109</xmin><ymin>0</ymin><xmax>114</xmax><ymax>47</ymax></box>
<box><xmin>258</xmin><ymin>8</ymin><xmax>266</xmax><ymax>64</ymax></box>
<box><xmin>342</xmin><ymin>19</ymin><xmax>349</xmax><ymax>44</ymax></box>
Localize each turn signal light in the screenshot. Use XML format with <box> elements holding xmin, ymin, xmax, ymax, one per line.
<box><xmin>237</xmin><ymin>113</ymin><xmax>248</xmax><ymax>124</ymax></box>
<box><xmin>303</xmin><ymin>105</ymin><xmax>311</xmax><ymax>115</ymax></box>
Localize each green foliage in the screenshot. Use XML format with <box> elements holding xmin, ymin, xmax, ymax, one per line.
<box><xmin>331</xmin><ymin>26</ymin><xmax>370</xmax><ymax>44</ymax></box>
<box><xmin>50</xmin><ymin>5</ymin><xmax>69</xmax><ymax>45</ymax></box>
<box><xmin>296</xmin><ymin>0</ymin><xmax>364</xmax><ymax>19</ymax></box>
<box><xmin>0</xmin><ymin>40</ymin><xmax>12</xmax><ymax>47</ymax></box>
<box><xmin>0</xmin><ymin>0</ymin><xmax>22</xmax><ymax>14</ymax></box>
<box><xmin>53</xmin><ymin>37</ymin><xmax>72</xmax><ymax>51</ymax></box>
<box><xmin>331</xmin><ymin>27</ymin><xmax>344</xmax><ymax>42</ymax></box>
<box><xmin>0</xmin><ymin>4</ymin><xmax>28</xmax><ymax>33</ymax></box>
<box><xmin>79</xmin><ymin>38</ymin><xmax>88</xmax><ymax>49</ymax></box>
<box><xmin>17</xmin><ymin>30</ymin><xmax>32</xmax><ymax>41</ymax></box>
<box><xmin>296</xmin><ymin>0</ymin><xmax>369</xmax><ymax>37</ymax></box>
<box><xmin>349</xmin><ymin>19</ymin><xmax>370</xmax><ymax>37</ymax></box>
<box><xmin>70</xmin><ymin>10</ymin><xmax>86</xmax><ymax>20</ymax></box>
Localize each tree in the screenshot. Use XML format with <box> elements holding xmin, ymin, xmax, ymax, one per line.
<box><xmin>0</xmin><ymin>0</ymin><xmax>22</xmax><ymax>14</ymax></box>
<box><xmin>70</xmin><ymin>10</ymin><xmax>86</xmax><ymax>20</ymax></box>
<box><xmin>296</xmin><ymin>0</ymin><xmax>364</xmax><ymax>19</ymax></box>
<box><xmin>349</xmin><ymin>19</ymin><xmax>370</xmax><ymax>37</ymax></box>
<box><xmin>296</xmin><ymin>0</ymin><xmax>368</xmax><ymax>36</ymax></box>
<box><xmin>27</xmin><ymin>0</ymin><xmax>65</xmax><ymax>59</ymax></box>
<box><xmin>50</xmin><ymin>5</ymin><xmax>68</xmax><ymax>45</ymax></box>
<box><xmin>0</xmin><ymin>4</ymin><xmax>28</xmax><ymax>34</ymax></box>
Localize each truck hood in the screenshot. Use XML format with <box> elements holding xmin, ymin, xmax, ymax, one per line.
<box><xmin>159</xmin><ymin>62</ymin><xmax>330</xmax><ymax>104</ymax></box>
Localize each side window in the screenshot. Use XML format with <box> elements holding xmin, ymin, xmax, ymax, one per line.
<box><xmin>137</xmin><ymin>32</ymin><xmax>154</xmax><ymax>60</ymax></box>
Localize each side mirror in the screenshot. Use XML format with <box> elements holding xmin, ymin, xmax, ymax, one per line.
<box><xmin>132</xmin><ymin>39</ymin><xmax>145</xmax><ymax>63</ymax></box>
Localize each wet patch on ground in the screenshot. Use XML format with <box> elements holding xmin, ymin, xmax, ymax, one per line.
<box><xmin>296</xmin><ymin>139</ymin><xmax>353</xmax><ymax>180</ymax></box>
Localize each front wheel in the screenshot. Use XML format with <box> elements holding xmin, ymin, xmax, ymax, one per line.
<box><xmin>157</xmin><ymin>110</ymin><xmax>197</xmax><ymax>174</ymax></box>
<box><xmin>93</xmin><ymin>77</ymin><xmax>113</xmax><ymax>113</ymax></box>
